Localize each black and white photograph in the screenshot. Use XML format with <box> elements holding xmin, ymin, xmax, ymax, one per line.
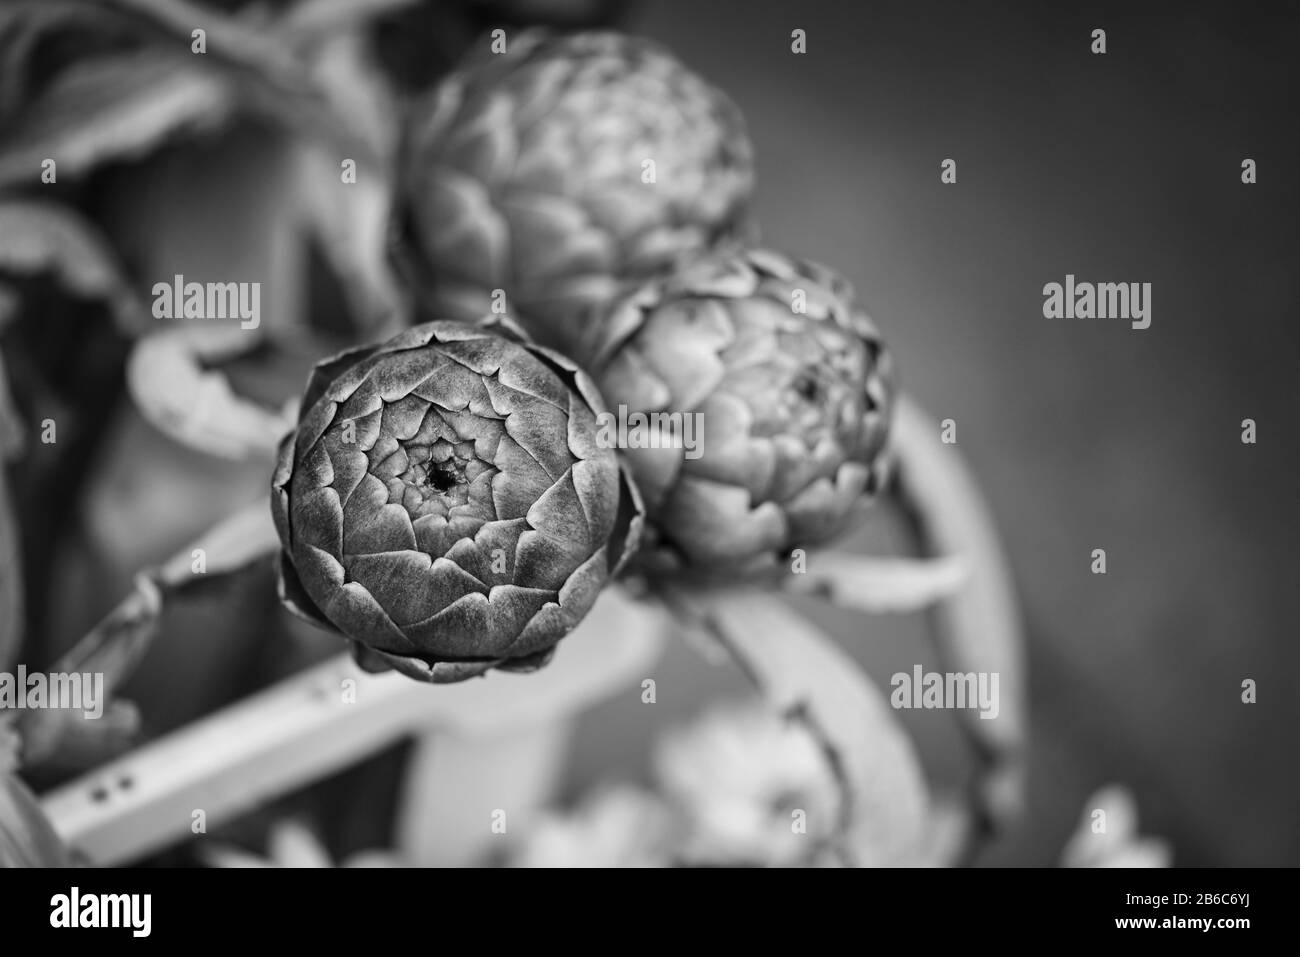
<box><xmin>0</xmin><ymin>0</ymin><xmax>1293</xmax><ymax>933</ymax></box>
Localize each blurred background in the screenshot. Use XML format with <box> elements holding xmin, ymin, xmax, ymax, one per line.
<box><xmin>603</xmin><ymin>0</ymin><xmax>1298</xmax><ymax>866</ymax></box>
<box><xmin>2</xmin><ymin>0</ymin><xmax>1296</xmax><ymax>866</ymax></box>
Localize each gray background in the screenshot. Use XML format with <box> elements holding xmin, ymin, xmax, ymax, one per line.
<box><xmin>567</xmin><ymin>0</ymin><xmax>1299</xmax><ymax>866</ymax></box>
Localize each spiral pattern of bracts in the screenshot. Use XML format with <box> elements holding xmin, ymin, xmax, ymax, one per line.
<box><xmin>585</xmin><ymin>249</ymin><xmax>895</xmax><ymax>580</ymax></box>
<box><xmin>393</xmin><ymin>30</ymin><xmax>755</xmax><ymax>359</ymax></box>
<box><xmin>272</xmin><ymin>321</ymin><xmax>643</xmax><ymax>683</ymax></box>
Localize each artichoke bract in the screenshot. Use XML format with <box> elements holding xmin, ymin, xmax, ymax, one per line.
<box><xmin>271</xmin><ymin>321</ymin><xmax>642</xmax><ymax>683</ymax></box>
<box><xmin>585</xmin><ymin>249</ymin><xmax>895</xmax><ymax>581</ymax></box>
<box><xmin>393</xmin><ymin>29</ymin><xmax>755</xmax><ymax>360</ymax></box>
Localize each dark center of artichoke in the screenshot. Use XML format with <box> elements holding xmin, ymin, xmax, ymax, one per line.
<box><xmin>386</xmin><ymin>433</ymin><xmax>490</xmax><ymax>520</ymax></box>
<box><xmin>427</xmin><ymin>459</ymin><xmax>463</xmax><ymax>492</ymax></box>
<box><xmin>792</xmin><ymin>370</ymin><xmax>823</xmax><ymax>403</ymax></box>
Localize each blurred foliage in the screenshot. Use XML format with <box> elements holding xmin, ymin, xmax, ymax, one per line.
<box><xmin>0</xmin><ymin>0</ymin><xmax>634</xmax><ymax>865</ymax></box>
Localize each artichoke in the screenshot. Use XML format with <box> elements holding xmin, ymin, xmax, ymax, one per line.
<box><xmin>271</xmin><ymin>320</ymin><xmax>642</xmax><ymax>683</ymax></box>
<box><xmin>585</xmin><ymin>248</ymin><xmax>895</xmax><ymax>580</ymax></box>
<box><xmin>652</xmin><ymin>701</ymin><xmax>841</xmax><ymax>867</ymax></box>
<box><xmin>392</xmin><ymin>29</ymin><xmax>755</xmax><ymax>360</ymax></box>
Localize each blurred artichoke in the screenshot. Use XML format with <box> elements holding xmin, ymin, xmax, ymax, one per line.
<box><xmin>652</xmin><ymin>701</ymin><xmax>841</xmax><ymax>867</ymax></box>
<box><xmin>393</xmin><ymin>29</ymin><xmax>755</xmax><ymax>359</ymax></box>
<box><xmin>271</xmin><ymin>320</ymin><xmax>642</xmax><ymax>683</ymax></box>
<box><xmin>586</xmin><ymin>248</ymin><xmax>895</xmax><ymax>580</ymax></box>
<box><xmin>512</xmin><ymin>785</ymin><xmax>675</xmax><ymax>868</ymax></box>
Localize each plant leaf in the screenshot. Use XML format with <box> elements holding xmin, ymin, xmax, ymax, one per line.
<box><xmin>690</xmin><ymin>588</ymin><xmax>929</xmax><ymax>866</ymax></box>
<box><xmin>13</xmin><ymin>579</ymin><xmax>157</xmax><ymax>768</ymax></box>
<box><xmin>18</xmin><ymin>498</ymin><xmax>282</xmax><ymax>768</ymax></box>
<box><xmin>47</xmin><ymin>575</ymin><xmax>162</xmax><ymax>696</ymax></box>
<box><xmin>0</xmin><ymin>0</ymin><xmax>398</xmax><ymax>193</ymax></box>
<box><xmin>153</xmin><ymin>497</ymin><xmax>281</xmax><ymax>587</ymax></box>
<box><xmin>0</xmin><ymin>53</ymin><xmax>234</xmax><ymax>188</ymax></box>
<box><xmin>14</xmin><ymin>700</ymin><xmax>141</xmax><ymax>773</ymax></box>
<box><xmin>94</xmin><ymin>0</ymin><xmax>384</xmax><ymax>165</ymax></box>
<box><xmin>276</xmin><ymin>0</ymin><xmax>418</xmax><ymax>38</ymax></box>
<box><xmin>0</xmin><ymin>2</ymin><xmax>131</xmax><ymax>118</ymax></box>
<box><xmin>126</xmin><ymin>326</ymin><xmax>295</xmax><ymax>461</ymax></box>
<box><xmin>0</xmin><ymin>200</ymin><xmax>142</xmax><ymax>333</ymax></box>
<box><xmin>288</xmin><ymin>139</ymin><xmax>404</xmax><ymax>337</ymax></box>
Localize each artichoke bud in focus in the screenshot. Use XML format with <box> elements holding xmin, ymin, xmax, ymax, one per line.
<box><xmin>271</xmin><ymin>320</ymin><xmax>643</xmax><ymax>683</ymax></box>
<box><xmin>392</xmin><ymin>29</ymin><xmax>756</xmax><ymax>361</ymax></box>
<box><xmin>586</xmin><ymin>249</ymin><xmax>895</xmax><ymax>581</ymax></box>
